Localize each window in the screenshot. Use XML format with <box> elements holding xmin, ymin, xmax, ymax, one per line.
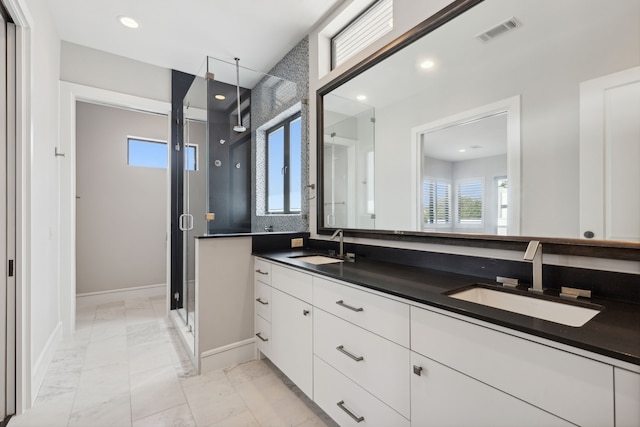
<box><xmin>457</xmin><ymin>179</ymin><xmax>483</xmax><ymax>225</ymax></box>
<box><xmin>267</xmin><ymin>114</ymin><xmax>302</xmax><ymax>214</ymax></box>
<box><xmin>127</xmin><ymin>138</ymin><xmax>196</xmax><ymax>171</ymax></box>
<box><xmin>331</xmin><ymin>0</ymin><xmax>393</xmax><ymax>69</ymax></box>
<box><xmin>423</xmin><ymin>178</ymin><xmax>451</xmax><ymax>227</ymax></box>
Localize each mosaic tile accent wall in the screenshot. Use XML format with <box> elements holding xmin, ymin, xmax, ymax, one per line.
<box><xmin>252</xmin><ymin>36</ymin><xmax>311</xmax><ymax>233</ymax></box>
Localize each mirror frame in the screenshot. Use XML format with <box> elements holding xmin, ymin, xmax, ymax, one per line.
<box><xmin>316</xmin><ymin>0</ymin><xmax>639</xmax><ymax>261</ymax></box>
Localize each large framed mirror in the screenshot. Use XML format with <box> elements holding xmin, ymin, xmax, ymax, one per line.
<box><xmin>317</xmin><ymin>0</ymin><xmax>640</xmax><ymax>257</ymax></box>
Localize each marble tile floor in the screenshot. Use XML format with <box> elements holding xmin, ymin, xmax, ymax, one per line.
<box><xmin>9</xmin><ymin>295</ymin><xmax>337</xmax><ymax>427</ymax></box>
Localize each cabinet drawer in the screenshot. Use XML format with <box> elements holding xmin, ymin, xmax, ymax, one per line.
<box><xmin>411</xmin><ymin>351</ymin><xmax>573</xmax><ymax>427</ymax></box>
<box><xmin>255</xmin><ymin>314</ymin><xmax>271</xmax><ymax>357</ymax></box>
<box><xmin>314</xmin><ymin>309</ymin><xmax>410</xmax><ymax>417</ymax></box>
<box><xmin>254</xmin><ymin>258</ymin><xmax>271</xmax><ymax>285</ymax></box>
<box><xmin>271</xmin><ymin>264</ymin><xmax>312</xmax><ymax>302</ymax></box>
<box><xmin>411</xmin><ymin>306</ymin><xmax>614</xmax><ymax>427</ymax></box>
<box><xmin>314</xmin><ymin>356</ymin><xmax>410</xmax><ymax>427</ymax></box>
<box><xmin>313</xmin><ymin>276</ymin><xmax>409</xmax><ymax>346</ymax></box>
<box><xmin>254</xmin><ymin>280</ymin><xmax>271</xmax><ymax>321</ymax></box>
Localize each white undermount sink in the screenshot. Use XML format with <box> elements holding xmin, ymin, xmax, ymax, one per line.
<box><xmin>289</xmin><ymin>255</ymin><xmax>344</xmax><ymax>265</ymax></box>
<box><xmin>448</xmin><ymin>286</ymin><xmax>601</xmax><ymax>327</ymax></box>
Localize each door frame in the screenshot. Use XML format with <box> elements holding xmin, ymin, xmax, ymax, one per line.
<box><xmin>59</xmin><ymin>83</ymin><xmax>171</xmax><ymax>338</ymax></box>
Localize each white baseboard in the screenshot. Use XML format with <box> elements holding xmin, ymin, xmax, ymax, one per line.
<box><xmin>31</xmin><ymin>321</ymin><xmax>62</xmax><ymax>405</ymax></box>
<box><xmin>200</xmin><ymin>338</ymin><xmax>256</xmax><ymax>374</ymax></box>
<box><xmin>76</xmin><ymin>283</ymin><xmax>166</xmax><ymax>307</ymax></box>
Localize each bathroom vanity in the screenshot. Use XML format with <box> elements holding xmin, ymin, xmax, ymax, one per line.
<box><xmin>253</xmin><ymin>250</ymin><xmax>640</xmax><ymax>427</ymax></box>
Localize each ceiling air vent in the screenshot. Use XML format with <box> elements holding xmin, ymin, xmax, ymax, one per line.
<box><xmin>475</xmin><ymin>17</ymin><xmax>522</xmax><ymax>42</ymax></box>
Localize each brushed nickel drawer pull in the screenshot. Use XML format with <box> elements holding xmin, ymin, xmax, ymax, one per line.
<box><xmin>336</xmin><ymin>300</ymin><xmax>363</xmax><ymax>312</ymax></box>
<box><xmin>255</xmin><ymin>298</ymin><xmax>268</xmax><ymax>305</ymax></box>
<box><xmin>255</xmin><ymin>332</ymin><xmax>268</xmax><ymax>342</ymax></box>
<box><xmin>336</xmin><ymin>345</ymin><xmax>364</xmax><ymax>362</ymax></box>
<box><xmin>303</xmin><ymin>309</ymin><xmax>310</xmax><ymax>316</ymax></box>
<box><xmin>337</xmin><ymin>400</ymin><xmax>364</xmax><ymax>423</ymax></box>
<box><xmin>255</xmin><ymin>269</ymin><xmax>269</xmax><ymax>275</ymax></box>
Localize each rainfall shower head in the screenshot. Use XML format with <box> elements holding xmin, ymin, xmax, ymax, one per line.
<box><xmin>233</xmin><ymin>58</ymin><xmax>246</xmax><ymax>133</ymax></box>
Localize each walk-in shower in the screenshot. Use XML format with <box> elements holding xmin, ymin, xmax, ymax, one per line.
<box><xmin>170</xmin><ymin>56</ymin><xmax>299</xmax><ymax>367</ymax></box>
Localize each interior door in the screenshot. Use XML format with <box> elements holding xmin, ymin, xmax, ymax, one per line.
<box><xmin>580</xmin><ymin>66</ymin><xmax>640</xmax><ymax>241</ymax></box>
<box><xmin>1</xmin><ymin>8</ymin><xmax>16</xmax><ymax>421</ymax></box>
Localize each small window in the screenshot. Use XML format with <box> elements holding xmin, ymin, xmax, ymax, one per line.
<box><xmin>331</xmin><ymin>0</ymin><xmax>393</xmax><ymax>69</ymax></box>
<box><xmin>127</xmin><ymin>138</ymin><xmax>196</xmax><ymax>171</ymax></box>
<box><xmin>128</xmin><ymin>138</ymin><xmax>168</xmax><ymax>168</ymax></box>
<box><xmin>457</xmin><ymin>179</ymin><xmax>484</xmax><ymax>225</ymax></box>
<box><xmin>267</xmin><ymin>114</ymin><xmax>302</xmax><ymax>214</ymax></box>
<box><xmin>423</xmin><ymin>178</ymin><xmax>451</xmax><ymax>227</ymax></box>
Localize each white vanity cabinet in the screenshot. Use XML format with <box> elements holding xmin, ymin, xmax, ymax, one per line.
<box><xmin>410</xmin><ymin>351</ymin><xmax>573</xmax><ymax>427</ymax></box>
<box><xmin>411</xmin><ymin>306</ymin><xmax>615</xmax><ymax>427</ymax></box>
<box><xmin>313</xmin><ymin>277</ymin><xmax>410</xmax><ymax>418</ymax></box>
<box><xmin>269</xmin><ymin>264</ymin><xmax>314</xmax><ymax>398</ymax></box>
<box><xmin>614</xmin><ymin>368</ymin><xmax>640</xmax><ymax>427</ymax></box>
<box><xmin>253</xmin><ymin>257</ymin><xmax>636</xmax><ymax>427</ymax></box>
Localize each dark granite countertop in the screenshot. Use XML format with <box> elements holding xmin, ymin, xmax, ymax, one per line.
<box><xmin>255</xmin><ymin>249</ymin><xmax>640</xmax><ymax>366</ymax></box>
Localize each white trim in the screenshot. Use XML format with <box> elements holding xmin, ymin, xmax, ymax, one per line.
<box><xmin>76</xmin><ymin>283</ymin><xmax>166</xmax><ymax>307</ymax></box>
<box><xmin>3</xmin><ymin>0</ymin><xmax>33</xmax><ymax>413</ymax></box>
<box><xmin>59</xmin><ymin>82</ymin><xmax>172</xmax><ymax>338</ymax></box>
<box><xmin>411</xmin><ymin>96</ymin><xmax>521</xmax><ymax>235</ymax></box>
<box><xmin>30</xmin><ymin>322</ymin><xmax>61</xmax><ymax>403</ymax></box>
<box><xmin>199</xmin><ymin>338</ymin><xmax>256</xmax><ymax>374</ymax></box>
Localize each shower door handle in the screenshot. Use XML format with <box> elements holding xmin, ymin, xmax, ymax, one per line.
<box><xmin>179</xmin><ymin>214</ymin><xmax>194</xmax><ymax>231</ymax></box>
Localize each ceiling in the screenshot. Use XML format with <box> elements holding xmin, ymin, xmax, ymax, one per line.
<box><xmin>47</xmin><ymin>0</ymin><xmax>342</xmax><ymax>77</ymax></box>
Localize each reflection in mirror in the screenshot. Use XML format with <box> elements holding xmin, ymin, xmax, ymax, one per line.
<box><xmin>320</xmin><ymin>0</ymin><xmax>640</xmax><ymax>242</ymax></box>
<box><xmin>323</xmin><ymin>94</ymin><xmax>375</xmax><ymax>229</ymax></box>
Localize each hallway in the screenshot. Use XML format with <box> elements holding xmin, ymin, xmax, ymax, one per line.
<box><xmin>8</xmin><ymin>296</ymin><xmax>334</xmax><ymax>427</ymax></box>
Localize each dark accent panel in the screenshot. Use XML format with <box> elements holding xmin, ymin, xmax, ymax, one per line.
<box><xmin>309</xmin><ymin>239</ymin><xmax>529</xmax><ymax>282</ymax></box>
<box><xmin>171</xmin><ymin>69</ymin><xmax>196</xmax><ymax>310</ymax></box>
<box><xmin>231</xmin><ymin>136</ymin><xmax>251</xmax><ymax>229</ymax></box>
<box><xmin>252</xmin><ymin>232</ymin><xmax>310</xmax><ymax>253</ymax></box>
<box><xmin>207</xmin><ymin>77</ymin><xmax>251</xmax><ymax>234</ymax></box>
<box><xmin>308</xmin><ymin>239</ymin><xmax>640</xmax><ymax>303</ymax></box>
<box><xmin>545</xmin><ymin>265</ymin><xmax>640</xmax><ymax>303</ymax></box>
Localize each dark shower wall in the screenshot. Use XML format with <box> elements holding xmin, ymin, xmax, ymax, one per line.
<box><xmin>207</xmin><ymin>78</ymin><xmax>252</xmax><ymax>233</ymax></box>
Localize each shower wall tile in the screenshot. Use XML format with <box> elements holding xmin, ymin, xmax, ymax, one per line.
<box><xmin>252</xmin><ymin>36</ymin><xmax>310</xmax><ymax>233</ymax></box>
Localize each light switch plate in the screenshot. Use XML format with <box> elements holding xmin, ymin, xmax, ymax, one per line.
<box><xmin>291</xmin><ymin>238</ymin><xmax>304</xmax><ymax>248</ymax></box>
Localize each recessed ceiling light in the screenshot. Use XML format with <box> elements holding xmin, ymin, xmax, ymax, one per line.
<box><xmin>214</xmin><ymin>94</ymin><xmax>226</xmax><ymax>100</ymax></box>
<box><xmin>118</xmin><ymin>15</ymin><xmax>139</xmax><ymax>29</ymax></box>
<box><xmin>356</xmin><ymin>95</ymin><xmax>367</xmax><ymax>101</ymax></box>
<box><xmin>458</xmin><ymin>148</ymin><xmax>467</xmax><ymax>153</ymax></box>
<box><xmin>420</xmin><ymin>60</ymin><xmax>435</xmax><ymax>69</ymax></box>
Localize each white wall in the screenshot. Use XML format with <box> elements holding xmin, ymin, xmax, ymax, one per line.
<box><xmin>75</xmin><ymin>101</ymin><xmax>169</xmax><ymax>294</ymax></box>
<box><xmin>12</xmin><ymin>0</ymin><xmax>62</xmax><ymax>409</ymax></box>
<box><xmin>60</xmin><ymin>41</ymin><xmax>171</xmax><ymax>103</ymax></box>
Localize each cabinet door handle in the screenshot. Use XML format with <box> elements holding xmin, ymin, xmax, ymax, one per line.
<box><xmin>336</xmin><ymin>300</ymin><xmax>363</xmax><ymax>312</ymax></box>
<box><xmin>336</xmin><ymin>400</ymin><xmax>364</xmax><ymax>423</ymax></box>
<box><xmin>413</xmin><ymin>365</ymin><xmax>423</xmax><ymax>376</ymax></box>
<box><xmin>255</xmin><ymin>269</ymin><xmax>269</xmax><ymax>275</ymax></box>
<box><xmin>255</xmin><ymin>298</ymin><xmax>268</xmax><ymax>305</ymax></box>
<box><xmin>303</xmin><ymin>309</ymin><xmax>310</xmax><ymax>316</ymax></box>
<box><xmin>336</xmin><ymin>345</ymin><xmax>364</xmax><ymax>362</ymax></box>
<box><xmin>255</xmin><ymin>332</ymin><xmax>269</xmax><ymax>342</ymax></box>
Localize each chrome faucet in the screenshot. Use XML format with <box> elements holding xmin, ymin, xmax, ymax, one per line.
<box><xmin>524</xmin><ymin>240</ymin><xmax>544</xmax><ymax>293</ymax></box>
<box><xmin>330</xmin><ymin>229</ymin><xmax>344</xmax><ymax>259</ymax></box>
